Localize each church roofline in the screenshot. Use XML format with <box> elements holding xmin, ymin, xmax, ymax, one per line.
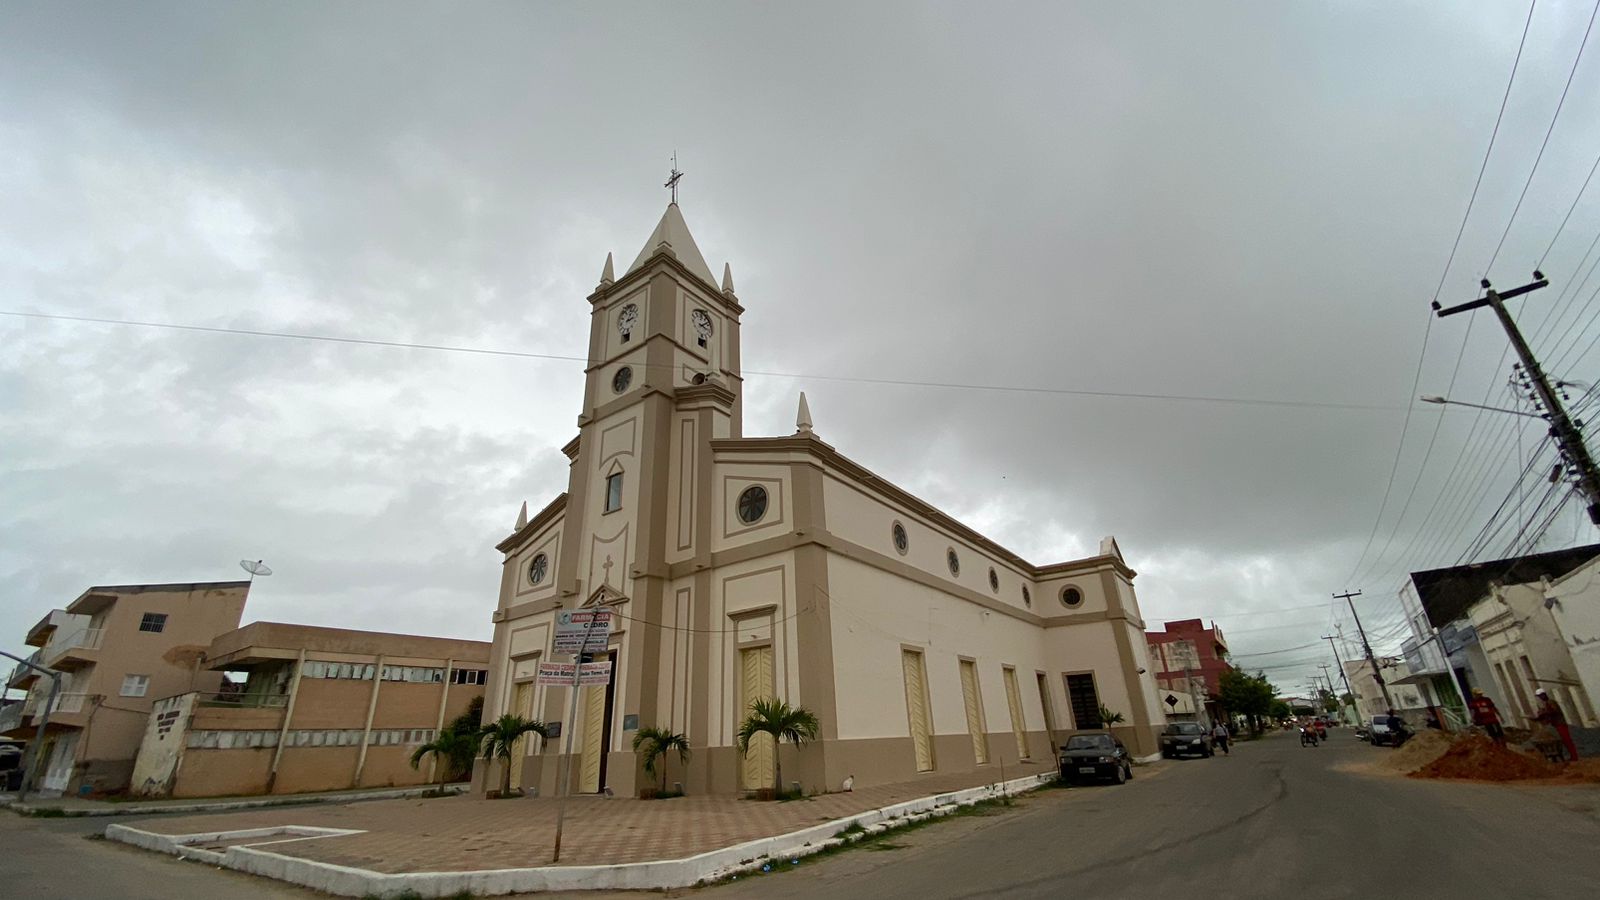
<box><xmin>497</xmin><ymin>492</ymin><xmax>568</xmax><ymax>553</ymax></box>
<box><xmin>708</xmin><ymin>436</ymin><xmax>1136</xmax><ymax>581</ymax></box>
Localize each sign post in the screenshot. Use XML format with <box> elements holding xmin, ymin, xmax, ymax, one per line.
<box><xmin>550</xmin><ymin>609</ymin><xmax>612</xmax><ymax>863</ymax></box>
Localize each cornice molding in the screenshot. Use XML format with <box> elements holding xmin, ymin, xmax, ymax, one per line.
<box><xmin>496</xmin><ymin>493</ymin><xmax>568</xmax><ymax>554</ymax></box>
<box><xmin>706</xmin><ymin>437</ymin><xmax>1137</xmax><ymax>582</ymax></box>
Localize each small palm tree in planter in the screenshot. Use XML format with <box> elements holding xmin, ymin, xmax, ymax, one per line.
<box><xmin>1098</xmin><ymin>706</ymin><xmax>1125</xmax><ymax>728</ymax></box>
<box><xmin>631</xmin><ymin>727</ymin><xmax>691</xmax><ymax>798</ymax></box>
<box><xmin>736</xmin><ymin>698</ymin><xmax>819</xmax><ymax>800</ymax></box>
<box><xmin>478</xmin><ymin>714</ymin><xmax>548</xmax><ymax>799</ymax></box>
<box><xmin>409</xmin><ymin>725</ymin><xmax>478</xmax><ymax>792</ymax></box>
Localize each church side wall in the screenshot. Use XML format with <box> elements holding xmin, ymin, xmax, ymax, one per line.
<box><xmin>825</xmin><ymin>554</ymin><xmax>1054</xmax><ymax>788</ymax></box>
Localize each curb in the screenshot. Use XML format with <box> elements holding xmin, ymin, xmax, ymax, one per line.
<box><xmin>105</xmin><ymin>772</ymin><xmax>1058</xmax><ymax>897</ymax></box>
<box><xmin>6</xmin><ymin>783</ymin><xmax>467</xmax><ymax>818</ymax></box>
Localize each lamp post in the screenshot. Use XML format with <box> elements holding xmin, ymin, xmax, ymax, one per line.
<box><xmin>1419</xmin><ymin>395</ymin><xmax>1547</xmax><ymax>419</ymax></box>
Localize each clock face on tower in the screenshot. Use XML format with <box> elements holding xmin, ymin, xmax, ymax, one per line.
<box><xmin>617</xmin><ymin>304</ymin><xmax>639</xmax><ymax>340</ymax></box>
<box><xmin>690</xmin><ymin>309</ymin><xmax>713</xmax><ymax>347</ymax></box>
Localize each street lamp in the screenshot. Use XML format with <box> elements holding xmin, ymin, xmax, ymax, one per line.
<box><xmin>1419</xmin><ymin>395</ymin><xmax>1547</xmax><ymax>419</ymax></box>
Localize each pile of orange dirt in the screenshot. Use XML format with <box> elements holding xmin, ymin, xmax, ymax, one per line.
<box><xmin>1550</xmin><ymin>758</ymin><xmax>1600</xmax><ymax>784</ymax></box>
<box><xmin>1408</xmin><ymin>733</ymin><xmax>1559</xmax><ymax>782</ymax></box>
<box><xmin>1377</xmin><ymin>729</ymin><xmax>1453</xmax><ymax>774</ymax></box>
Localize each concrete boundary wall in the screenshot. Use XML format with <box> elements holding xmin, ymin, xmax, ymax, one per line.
<box><xmin>106</xmin><ymin>772</ymin><xmax>1057</xmax><ymax>897</ymax></box>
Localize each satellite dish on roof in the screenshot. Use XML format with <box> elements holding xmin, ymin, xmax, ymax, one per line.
<box><xmin>240</xmin><ymin>559</ymin><xmax>273</xmax><ymax>581</ymax></box>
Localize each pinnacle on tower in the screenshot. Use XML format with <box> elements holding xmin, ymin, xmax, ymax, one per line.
<box><xmin>600</xmin><ymin>252</ymin><xmax>614</xmax><ymax>287</ymax></box>
<box><xmin>722</xmin><ymin>262</ymin><xmax>735</xmax><ymax>294</ymax></box>
<box><xmin>797</xmin><ymin>391</ymin><xmax>813</xmax><ymax>434</ymax></box>
<box><xmin>515</xmin><ymin>501</ymin><xmax>528</xmax><ymax>531</ymax></box>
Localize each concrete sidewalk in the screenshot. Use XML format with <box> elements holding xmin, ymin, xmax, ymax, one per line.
<box><xmin>106</xmin><ymin>765</ymin><xmax>1065</xmax><ymax>896</ymax></box>
<box><xmin>3</xmin><ymin>782</ymin><xmax>466</xmax><ymax>817</ymax></box>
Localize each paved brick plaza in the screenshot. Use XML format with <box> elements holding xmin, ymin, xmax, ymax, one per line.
<box><xmin>136</xmin><ymin>766</ymin><xmax>1055</xmax><ymax>873</ymax></box>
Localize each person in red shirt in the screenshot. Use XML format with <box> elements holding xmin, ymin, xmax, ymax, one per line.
<box><xmin>1469</xmin><ymin>688</ymin><xmax>1504</xmax><ymax>742</ymax></box>
<box><xmin>1535</xmin><ymin>689</ymin><xmax>1579</xmax><ymax>761</ymax></box>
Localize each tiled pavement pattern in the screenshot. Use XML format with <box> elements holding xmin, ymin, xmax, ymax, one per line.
<box><xmin>137</xmin><ymin>766</ymin><xmax>1055</xmax><ymax>872</ymax></box>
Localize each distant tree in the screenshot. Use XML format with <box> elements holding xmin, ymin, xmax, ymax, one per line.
<box><xmin>478</xmin><ymin>714</ymin><xmax>547</xmax><ymax>798</ymax></box>
<box><xmin>737</xmin><ymin>698</ymin><xmax>819</xmax><ymax>797</ymax></box>
<box><xmin>449</xmin><ymin>695</ymin><xmax>485</xmax><ymax>734</ymax></box>
<box><xmin>1269</xmin><ymin>699</ymin><xmax>1292</xmax><ymax>721</ymax></box>
<box><xmin>1217</xmin><ymin>669</ymin><xmax>1277</xmax><ymax>734</ymax></box>
<box><xmin>1316</xmin><ymin>688</ymin><xmax>1339</xmax><ymax>714</ymax></box>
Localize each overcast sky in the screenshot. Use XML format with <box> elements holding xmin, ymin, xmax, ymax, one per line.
<box><xmin>6</xmin><ymin>2</ymin><xmax>1600</xmax><ymax>699</ymax></box>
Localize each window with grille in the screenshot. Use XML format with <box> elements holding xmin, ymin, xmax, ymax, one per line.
<box><xmin>139</xmin><ymin>613</ymin><xmax>168</xmax><ymax>633</ymax></box>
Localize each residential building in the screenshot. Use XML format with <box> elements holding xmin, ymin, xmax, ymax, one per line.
<box><xmin>1</xmin><ymin>582</ymin><xmax>249</xmax><ymax>796</ymax></box>
<box><xmin>1146</xmin><ymin>619</ymin><xmax>1231</xmax><ymax>725</ymax></box>
<box><xmin>1400</xmin><ymin>544</ymin><xmax>1600</xmax><ymax>730</ymax></box>
<box><xmin>129</xmin><ymin>622</ymin><xmax>489</xmax><ymax>798</ymax></box>
<box><xmin>481</xmin><ymin>201</ymin><xmax>1167</xmax><ymax>799</ymax></box>
<box><xmin>1341</xmin><ymin>657</ymin><xmax>1428</xmax><ymax>723</ymax></box>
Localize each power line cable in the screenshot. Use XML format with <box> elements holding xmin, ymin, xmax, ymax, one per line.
<box><xmin>1537</xmin><ymin>150</ymin><xmax>1600</xmax><ymax>270</ymax></box>
<box><xmin>0</xmin><ymin>309</ymin><xmax>1406</xmax><ymax>413</ymax></box>
<box><xmin>1486</xmin><ymin>0</ymin><xmax>1600</xmax><ymax>275</ymax></box>
<box><xmin>1347</xmin><ymin>2</ymin><xmax>1540</xmax><ymax>585</ymax></box>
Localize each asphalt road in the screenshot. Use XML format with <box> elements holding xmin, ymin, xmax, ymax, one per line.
<box><xmin>3</xmin><ymin>731</ymin><xmax>1597</xmax><ymax>899</ymax></box>
<box><xmin>701</xmin><ymin>729</ymin><xmax>1600</xmax><ymax>900</ymax></box>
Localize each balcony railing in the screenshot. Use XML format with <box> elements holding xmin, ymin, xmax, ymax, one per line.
<box><xmin>0</xmin><ymin>702</ymin><xmax>23</xmax><ymax>733</ymax></box>
<box><xmin>47</xmin><ymin>693</ymin><xmax>91</xmax><ymax>715</ymax></box>
<box><xmin>6</xmin><ymin>649</ymin><xmax>44</xmax><ymax>687</ymax></box>
<box><xmin>47</xmin><ymin>627</ymin><xmax>105</xmax><ymax>656</ymax></box>
<box><xmin>195</xmin><ymin>691</ymin><xmax>289</xmax><ymax>709</ymax></box>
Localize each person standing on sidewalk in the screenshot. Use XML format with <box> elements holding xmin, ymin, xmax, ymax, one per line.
<box><xmin>1535</xmin><ymin>689</ymin><xmax>1579</xmax><ymax>761</ymax></box>
<box><xmin>1469</xmin><ymin>688</ymin><xmax>1505</xmax><ymax>743</ymax></box>
<box><xmin>1211</xmin><ymin>721</ymin><xmax>1230</xmax><ymax>755</ymax></box>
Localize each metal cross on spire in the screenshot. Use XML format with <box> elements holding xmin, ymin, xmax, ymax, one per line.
<box><xmin>664</xmin><ymin>152</ymin><xmax>683</xmax><ymax>204</ymax></box>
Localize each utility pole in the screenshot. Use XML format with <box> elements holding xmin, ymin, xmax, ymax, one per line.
<box><xmin>1322</xmin><ymin>634</ymin><xmax>1358</xmax><ymax>724</ymax></box>
<box><xmin>1435</xmin><ymin>273</ymin><xmax>1600</xmax><ymax>525</ymax></box>
<box><xmin>1335</xmin><ymin>590</ymin><xmax>1394</xmax><ymax>710</ymax></box>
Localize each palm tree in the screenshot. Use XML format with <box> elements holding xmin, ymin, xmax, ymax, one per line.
<box><xmin>736</xmin><ymin>698</ymin><xmax>819</xmax><ymax>797</ymax></box>
<box><xmin>1098</xmin><ymin>705</ymin><xmax>1125</xmax><ymax>727</ymax></box>
<box><xmin>409</xmin><ymin>725</ymin><xmax>477</xmax><ymax>789</ymax></box>
<box><xmin>478</xmin><ymin>714</ymin><xmax>548</xmax><ymax>798</ymax></box>
<box><xmin>631</xmin><ymin>727</ymin><xmax>691</xmax><ymax>795</ymax></box>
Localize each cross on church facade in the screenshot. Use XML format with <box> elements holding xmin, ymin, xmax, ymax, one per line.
<box><xmin>664</xmin><ymin>153</ymin><xmax>682</xmax><ymax>204</ymax></box>
<box><xmin>601</xmin><ymin>555</ymin><xmax>614</xmax><ymax>586</ymax></box>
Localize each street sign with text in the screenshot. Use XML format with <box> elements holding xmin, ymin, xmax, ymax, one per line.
<box><xmin>553</xmin><ymin>609</ymin><xmax>613</xmax><ymax>654</ymax></box>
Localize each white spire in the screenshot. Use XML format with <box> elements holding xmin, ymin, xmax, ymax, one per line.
<box><xmin>626</xmin><ymin>203</ymin><xmax>719</xmax><ymax>287</ymax></box>
<box><xmin>797</xmin><ymin>392</ymin><xmax>813</xmax><ymax>434</ymax></box>
<box><xmin>515</xmin><ymin>501</ymin><xmax>528</xmax><ymax>531</ymax></box>
<box><xmin>600</xmin><ymin>252</ymin><xmax>614</xmax><ymax>287</ymax></box>
<box><xmin>722</xmin><ymin>262</ymin><xmax>735</xmax><ymax>294</ymax></box>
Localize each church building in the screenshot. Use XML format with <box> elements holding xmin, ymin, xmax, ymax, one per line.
<box><xmin>477</xmin><ymin>201</ymin><xmax>1167</xmax><ymax>798</ymax></box>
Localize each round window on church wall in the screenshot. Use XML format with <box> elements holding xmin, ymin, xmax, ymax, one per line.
<box><xmin>737</xmin><ymin>485</ymin><xmax>769</xmax><ymax>524</ymax></box>
<box><xmin>1022</xmin><ymin>586</ymin><xmax>1032</xmax><ymax>607</ymax></box>
<box><xmin>892</xmin><ymin>521</ymin><xmax>909</xmax><ymax>555</ymax></box>
<box><xmin>612</xmin><ymin>366</ymin><xmax>632</xmax><ymax>394</ymax></box>
<box><xmin>528</xmin><ymin>553</ymin><xmax>549</xmax><ymax>586</ymax></box>
<box><xmin>988</xmin><ymin>568</ymin><xmax>999</xmax><ymax>593</ymax></box>
<box><xmin>1061</xmin><ymin>586</ymin><xmax>1083</xmax><ymax>608</ymax></box>
<box><xmin>947</xmin><ymin>549</ymin><xmax>960</xmax><ymax>577</ymax></box>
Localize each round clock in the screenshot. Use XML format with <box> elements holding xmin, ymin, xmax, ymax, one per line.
<box><xmin>690</xmin><ymin>309</ymin><xmax>713</xmax><ymax>345</ymax></box>
<box><xmin>617</xmin><ymin>304</ymin><xmax>639</xmax><ymax>338</ymax></box>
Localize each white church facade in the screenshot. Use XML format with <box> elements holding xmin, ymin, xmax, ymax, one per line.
<box><xmin>477</xmin><ymin>202</ymin><xmax>1167</xmax><ymax>798</ymax></box>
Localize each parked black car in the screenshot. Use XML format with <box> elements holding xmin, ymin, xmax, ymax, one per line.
<box><xmin>1160</xmin><ymin>722</ymin><xmax>1214</xmax><ymax>759</ymax></box>
<box><xmin>1058</xmin><ymin>731</ymin><xmax>1133</xmax><ymax>785</ymax></box>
